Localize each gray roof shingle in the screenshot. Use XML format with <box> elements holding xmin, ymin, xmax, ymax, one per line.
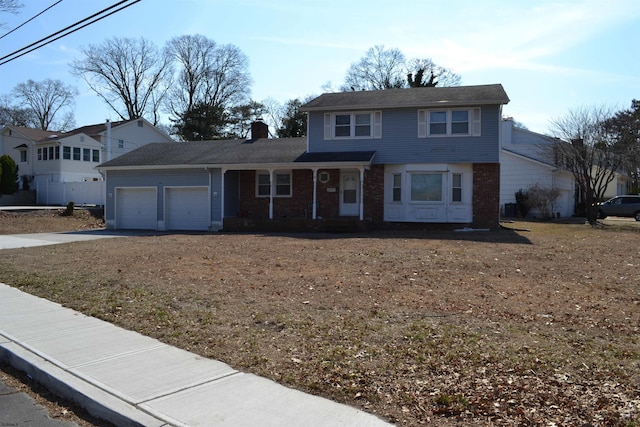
<box><xmin>99</xmin><ymin>138</ymin><xmax>308</xmax><ymax>168</ymax></box>
<box><xmin>300</xmin><ymin>84</ymin><xmax>509</xmax><ymax>111</ymax></box>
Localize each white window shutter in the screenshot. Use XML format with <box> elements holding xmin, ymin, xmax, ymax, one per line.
<box><xmin>472</xmin><ymin>108</ymin><xmax>481</xmax><ymax>136</ymax></box>
<box><xmin>373</xmin><ymin>111</ymin><xmax>382</xmax><ymax>139</ymax></box>
<box><xmin>417</xmin><ymin>110</ymin><xmax>427</xmax><ymax>138</ymax></box>
<box><xmin>324</xmin><ymin>113</ymin><xmax>332</xmax><ymax>140</ymax></box>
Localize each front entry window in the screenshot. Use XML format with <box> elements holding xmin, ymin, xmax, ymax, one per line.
<box><xmin>343</xmin><ymin>175</ymin><xmax>357</xmax><ymax>203</ymax></box>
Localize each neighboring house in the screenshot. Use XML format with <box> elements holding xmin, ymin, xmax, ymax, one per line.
<box><xmin>0</xmin><ymin>118</ymin><xmax>173</xmax><ymax>205</ymax></box>
<box><xmin>500</xmin><ymin>119</ymin><xmax>575</xmax><ymax>217</ymax></box>
<box><xmin>500</xmin><ymin>118</ymin><xmax>631</xmax><ymax>218</ymax></box>
<box><xmin>98</xmin><ymin>84</ymin><xmax>510</xmax><ymax>232</ymax></box>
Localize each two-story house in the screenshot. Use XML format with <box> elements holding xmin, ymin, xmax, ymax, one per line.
<box><xmin>97</xmin><ymin>84</ymin><xmax>509</xmax><ymax>231</ymax></box>
<box><xmin>0</xmin><ymin>118</ymin><xmax>173</xmax><ymax>205</ymax></box>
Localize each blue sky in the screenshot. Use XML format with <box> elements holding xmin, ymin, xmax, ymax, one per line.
<box><xmin>1</xmin><ymin>0</ymin><xmax>638</xmax><ymax>135</ymax></box>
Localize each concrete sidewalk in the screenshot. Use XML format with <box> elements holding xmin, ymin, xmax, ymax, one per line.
<box><xmin>0</xmin><ymin>230</ymin><xmax>161</xmax><ymax>250</ymax></box>
<box><xmin>0</xmin><ymin>283</ymin><xmax>390</xmax><ymax>426</ymax></box>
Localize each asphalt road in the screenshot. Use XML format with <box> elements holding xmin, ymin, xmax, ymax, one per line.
<box><xmin>0</xmin><ymin>374</ymin><xmax>79</xmax><ymax>427</ymax></box>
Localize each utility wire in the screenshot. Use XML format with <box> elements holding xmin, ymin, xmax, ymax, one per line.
<box><xmin>0</xmin><ymin>0</ymin><xmax>140</xmax><ymax>66</ymax></box>
<box><xmin>0</xmin><ymin>0</ymin><xmax>65</xmax><ymax>41</ymax></box>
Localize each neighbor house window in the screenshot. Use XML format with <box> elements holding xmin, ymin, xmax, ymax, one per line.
<box><xmin>73</xmin><ymin>147</ymin><xmax>81</xmax><ymax>160</ymax></box>
<box><xmin>54</xmin><ymin>146</ymin><xmax>59</xmax><ymax>159</ymax></box>
<box><xmin>83</xmin><ymin>148</ymin><xmax>90</xmax><ymax>161</ymax></box>
<box><xmin>63</xmin><ymin>146</ymin><xmax>71</xmax><ymax>160</ymax></box>
<box><xmin>452</xmin><ymin>173</ymin><xmax>462</xmax><ymax>202</ymax></box>
<box><xmin>48</xmin><ymin>146</ymin><xmax>54</xmax><ymax>160</ymax></box>
<box><xmin>411</xmin><ymin>173</ymin><xmax>442</xmax><ymax>202</ymax></box>
<box><xmin>37</xmin><ymin>148</ymin><xmax>42</xmax><ymax>161</ymax></box>
<box><xmin>392</xmin><ymin>174</ymin><xmax>402</xmax><ymax>202</ymax></box>
<box><xmin>42</xmin><ymin>148</ymin><xmax>48</xmax><ymax>161</ymax></box>
<box><xmin>92</xmin><ymin>149</ymin><xmax>100</xmax><ymax>162</ymax></box>
<box><xmin>19</xmin><ymin>150</ymin><xmax>27</xmax><ymax>163</ymax></box>
<box><xmin>118</xmin><ymin>139</ymin><xmax>124</xmax><ymax>149</ymax></box>
<box><xmin>419</xmin><ymin>108</ymin><xmax>480</xmax><ymax>137</ymax></box>
<box><xmin>256</xmin><ymin>171</ymin><xmax>292</xmax><ymax>197</ymax></box>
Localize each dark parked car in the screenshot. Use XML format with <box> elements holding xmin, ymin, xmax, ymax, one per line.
<box><xmin>597</xmin><ymin>195</ymin><xmax>640</xmax><ymax>221</ymax></box>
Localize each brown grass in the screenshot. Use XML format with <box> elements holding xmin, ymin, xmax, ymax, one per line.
<box><xmin>1</xmin><ymin>212</ymin><xmax>639</xmax><ymax>426</ymax></box>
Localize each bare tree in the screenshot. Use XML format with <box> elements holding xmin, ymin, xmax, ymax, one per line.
<box><xmin>11</xmin><ymin>79</ymin><xmax>77</xmax><ymax>130</ymax></box>
<box><xmin>164</xmin><ymin>34</ymin><xmax>218</xmax><ymax>118</ymax></box>
<box><xmin>343</xmin><ymin>45</ymin><xmax>406</xmax><ymax>91</ymax></box>
<box><xmin>0</xmin><ymin>94</ymin><xmax>34</xmax><ymax>126</ymax></box>
<box><xmin>549</xmin><ymin>106</ymin><xmax>624</xmax><ymax>225</ymax></box>
<box><xmin>70</xmin><ymin>37</ymin><xmax>172</xmax><ymax>124</ymax></box>
<box><xmin>0</xmin><ymin>0</ymin><xmax>22</xmax><ymax>28</ymax></box>
<box><xmin>342</xmin><ymin>46</ymin><xmax>461</xmax><ymax>92</ymax></box>
<box><xmin>164</xmin><ymin>35</ymin><xmax>251</xmax><ymax>139</ymax></box>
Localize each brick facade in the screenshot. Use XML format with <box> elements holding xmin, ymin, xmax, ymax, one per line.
<box><xmin>230</xmin><ymin>163</ymin><xmax>501</xmax><ymax>231</ymax></box>
<box><xmin>472</xmin><ymin>163</ymin><xmax>500</xmax><ymax>229</ymax></box>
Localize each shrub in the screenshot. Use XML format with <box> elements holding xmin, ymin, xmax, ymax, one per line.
<box><xmin>515</xmin><ymin>189</ymin><xmax>530</xmax><ymax>218</ymax></box>
<box><xmin>0</xmin><ymin>155</ymin><xmax>19</xmax><ymax>195</ymax></box>
<box><xmin>528</xmin><ymin>184</ymin><xmax>560</xmax><ymax>219</ymax></box>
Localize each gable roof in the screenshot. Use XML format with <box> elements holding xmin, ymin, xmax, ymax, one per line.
<box><xmin>300</xmin><ymin>84</ymin><xmax>510</xmax><ymax>111</ymax></box>
<box><xmin>1</xmin><ymin>125</ymin><xmax>59</xmax><ymax>142</ymax></box>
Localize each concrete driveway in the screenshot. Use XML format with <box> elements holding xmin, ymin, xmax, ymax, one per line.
<box><xmin>0</xmin><ymin>229</ymin><xmax>154</xmax><ymax>250</ymax></box>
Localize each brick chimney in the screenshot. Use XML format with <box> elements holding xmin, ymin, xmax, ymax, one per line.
<box><xmin>251</xmin><ymin>120</ymin><xmax>269</xmax><ymax>140</ymax></box>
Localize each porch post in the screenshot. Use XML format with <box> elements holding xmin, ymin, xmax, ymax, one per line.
<box><xmin>312</xmin><ymin>168</ymin><xmax>318</xmax><ymax>219</ymax></box>
<box><xmin>359</xmin><ymin>167</ymin><xmax>364</xmax><ymax>220</ymax></box>
<box><xmin>269</xmin><ymin>169</ymin><xmax>274</xmax><ymax>219</ymax></box>
<box><xmin>220</xmin><ymin>168</ymin><xmax>225</xmax><ymax>223</ymax></box>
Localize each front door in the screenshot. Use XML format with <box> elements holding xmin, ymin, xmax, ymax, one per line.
<box><xmin>340</xmin><ymin>172</ymin><xmax>359</xmax><ymax>216</ymax></box>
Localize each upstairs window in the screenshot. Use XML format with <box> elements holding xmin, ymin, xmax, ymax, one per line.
<box><xmin>418</xmin><ymin>108</ymin><xmax>481</xmax><ymax>137</ymax></box>
<box><xmin>334</xmin><ymin>113</ymin><xmax>371</xmax><ymax>138</ymax></box>
<box><xmin>83</xmin><ymin>148</ymin><xmax>91</xmax><ymax>161</ymax></box>
<box><xmin>324</xmin><ymin>111</ymin><xmax>382</xmax><ymax>140</ymax></box>
<box><xmin>92</xmin><ymin>149</ymin><xmax>100</xmax><ymax>162</ymax></box>
<box><xmin>19</xmin><ymin>149</ymin><xmax>27</xmax><ymax>163</ymax></box>
<box><xmin>63</xmin><ymin>146</ymin><xmax>71</xmax><ymax>160</ymax></box>
<box><xmin>73</xmin><ymin>147</ymin><xmax>81</xmax><ymax>161</ymax></box>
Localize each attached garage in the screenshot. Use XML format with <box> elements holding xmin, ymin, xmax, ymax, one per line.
<box><xmin>165</xmin><ymin>187</ymin><xmax>210</xmax><ymax>231</ymax></box>
<box><xmin>116</xmin><ymin>187</ymin><xmax>157</xmax><ymax>230</ymax></box>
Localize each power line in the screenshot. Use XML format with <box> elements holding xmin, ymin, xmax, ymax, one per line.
<box><xmin>0</xmin><ymin>0</ymin><xmax>141</xmax><ymax>66</ymax></box>
<box><xmin>0</xmin><ymin>0</ymin><xmax>65</xmax><ymax>41</ymax></box>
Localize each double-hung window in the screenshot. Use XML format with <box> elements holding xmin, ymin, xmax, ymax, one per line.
<box><xmin>256</xmin><ymin>171</ymin><xmax>292</xmax><ymax>197</ymax></box>
<box><xmin>418</xmin><ymin>108</ymin><xmax>480</xmax><ymax>137</ymax></box>
<box><xmin>73</xmin><ymin>147</ymin><xmax>81</xmax><ymax>161</ymax></box>
<box><xmin>63</xmin><ymin>146</ymin><xmax>71</xmax><ymax>160</ymax></box>
<box><xmin>392</xmin><ymin>174</ymin><xmax>402</xmax><ymax>202</ymax></box>
<box><xmin>334</xmin><ymin>113</ymin><xmax>371</xmax><ymax>138</ymax></box>
<box><xmin>325</xmin><ymin>111</ymin><xmax>382</xmax><ymax>139</ymax></box>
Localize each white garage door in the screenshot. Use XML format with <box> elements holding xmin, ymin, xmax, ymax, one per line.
<box><xmin>116</xmin><ymin>188</ymin><xmax>157</xmax><ymax>230</ymax></box>
<box><xmin>166</xmin><ymin>187</ymin><xmax>210</xmax><ymax>231</ymax></box>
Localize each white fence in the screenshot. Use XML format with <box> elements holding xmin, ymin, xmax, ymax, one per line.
<box><xmin>36</xmin><ymin>181</ymin><xmax>106</xmax><ymax>206</ymax></box>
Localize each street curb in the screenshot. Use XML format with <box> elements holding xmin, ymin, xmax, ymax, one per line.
<box><xmin>0</xmin><ymin>337</ymin><xmax>168</xmax><ymax>427</ymax></box>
